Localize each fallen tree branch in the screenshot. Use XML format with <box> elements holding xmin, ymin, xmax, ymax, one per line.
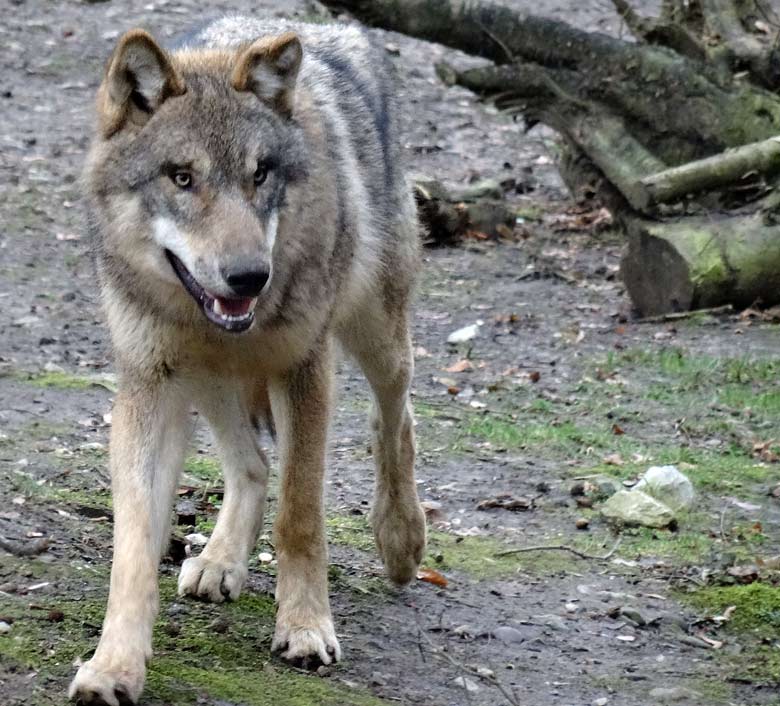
<box><xmin>636</xmin><ymin>303</ymin><xmax>734</xmax><ymax>323</ymax></box>
<box><xmin>0</xmin><ymin>536</ymin><xmax>50</xmax><ymax>557</ymax></box>
<box><xmin>637</xmin><ymin>134</ymin><xmax>780</xmax><ymax>208</ymax></box>
<box><xmin>494</xmin><ymin>538</ymin><xmax>622</xmax><ymax>560</ymax></box>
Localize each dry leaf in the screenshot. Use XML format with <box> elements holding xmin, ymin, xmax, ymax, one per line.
<box><xmin>612</xmin><ymin>424</ymin><xmax>625</xmax><ymax>436</ymax></box>
<box><xmin>417</xmin><ymin>568</ymin><xmax>448</xmax><ymax>588</ymax></box>
<box><xmin>696</xmin><ymin>633</ymin><xmax>723</xmax><ymax>649</ymax></box>
<box><xmin>445</xmin><ymin>359</ymin><xmax>473</xmax><ymax>373</ymax></box>
<box><xmin>529</xmin><ymin>371</ymin><xmax>541</xmax><ymax>383</ymax></box>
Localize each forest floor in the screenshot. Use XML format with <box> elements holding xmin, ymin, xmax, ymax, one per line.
<box><xmin>1</xmin><ymin>1</ymin><xmax>779</xmax><ymax>705</ymax></box>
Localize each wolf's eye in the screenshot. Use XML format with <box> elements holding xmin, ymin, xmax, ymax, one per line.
<box><xmin>172</xmin><ymin>171</ymin><xmax>192</xmax><ymax>189</ymax></box>
<box><xmin>254</xmin><ymin>162</ymin><xmax>268</xmax><ymax>186</ymax></box>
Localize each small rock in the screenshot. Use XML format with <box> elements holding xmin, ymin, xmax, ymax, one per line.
<box><xmin>208</xmin><ymin>616</ymin><xmax>229</xmax><ymax>633</ymax></box>
<box><xmin>184</xmin><ymin>533</ymin><xmax>208</xmax><ymax>546</ymax></box>
<box><xmin>648</xmin><ymin>686</ymin><xmax>702</xmax><ymax>702</ymax></box>
<box><xmin>601</xmin><ymin>490</ymin><xmax>676</xmax><ymax>529</ymax></box>
<box><xmin>564</xmin><ymin>602</ymin><xmax>578</xmax><ymax>613</ymax></box>
<box><xmin>0</xmin><ymin>621</ymin><xmax>11</xmax><ymax>634</ymax></box>
<box><xmin>384</xmin><ymin>42</ymin><xmax>400</xmax><ymax>56</ymax></box>
<box><xmin>452</xmin><ymin>676</ymin><xmax>480</xmax><ymax>693</ymax></box>
<box><xmin>593</xmin><ymin>698</ymin><xmax>609</xmax><ymax>706</ymax></box>
<box><xmin>619</xmin><ymin>607</ymin><xmax>646</xmax><ymax>626</ymax></box>
<box><xmin>634</xmin><ymin>465</ymin><xmax>694</xmax><ymax>512</ymax></box>
<box><xmin>258</xmin><ymin>551</ymin><xmax>274</xmax><ymax>563</ymax></box>
<box><xmin>369</xmin><ymin>671</ymin><xmax>386</xmax><ymax>686</ymax></box>
<box><xmin>47</xmin><ymin>609</ymin><xmax>64</xmax><ymax>622</ymax></box>
<box><xmin>727</xmin><ymin>564</ymin><xmax>759</xmax><ymax>583</ymax></box>
<box><xmin>447</xmin><ymin>323</ymin><xmax>479</xmax><ymax>344</ymax></box>
<box><xmin>576</xmin><ymin>517</ymin><xmax>590</xmax><ymax>530</ymax></box>
<box><xmin>491</xmin><ymin>626</ymin><xmax>525</xmax><ymax>644</ymax></box>
<box><xmin>316</xmin><ymin>665</ymin><xmax>331</xmax><ymax>677</ymax></box>
<box><xmin>536</xmin><ymin>614</ymin><xmax>567</xmax><ymax>631</ymax></box>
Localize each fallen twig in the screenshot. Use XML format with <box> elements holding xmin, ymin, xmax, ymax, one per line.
<box><xmin>0</xmin><ymin>536</ymin><xmax>50</xmax><ymax>557</ymax></box>
<box><xmin>495</xmin><ymin>537</ymin><xmax>622</xmax><ymax>560</ymax></box>
<box><xmin>636</xmin><ymin>304</ymin><xmax>733</xmax><ymax>324</ymax></box>
<box><xmin>414</xmin><ymin>612</ymin><xmax>521</xmax><ymax>706</ymax></box>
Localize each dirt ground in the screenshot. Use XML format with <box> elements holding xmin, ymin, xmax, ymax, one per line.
<box><xmin>1</xmin><ymin>1</ymin><xmax>779</xmax><ymax>705</ymax></box>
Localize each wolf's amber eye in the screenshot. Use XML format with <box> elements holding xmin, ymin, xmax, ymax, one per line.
<box><xmin>172</xmin><ymin>171</ymin><xmax>192</xmax><ymax>189</ymax></box>
<box><xmin>254</xmin><ymin>163</ymin><xmax>268</xmax><ymax>186</ymax></box>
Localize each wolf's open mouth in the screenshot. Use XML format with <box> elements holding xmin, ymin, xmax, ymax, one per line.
<box><xmin>165</xmin><ymin>250</ymin><xmax>257</xmax><ymax>333</ymax></box>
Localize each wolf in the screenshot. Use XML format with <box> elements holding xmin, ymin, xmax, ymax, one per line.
<box><xmin>68</xmin><ymin>16</ymin><xmax>426</xmax><ymax>705</ymax></box>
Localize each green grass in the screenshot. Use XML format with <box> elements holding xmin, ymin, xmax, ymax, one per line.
<box><xmin>327</xmin><ymin>514</ymin><xmax>605</xmax><ymax>578</ymax></box>
<box><xmin>184</xmin><ymin>455</ymin><xmax>222</xmax><ymax>483</ymax></box>
<box><xmin>0</xmin><ymin>577</ymin><xmax>389</xmax><ymax>706</ymax></box>
<box><xmin>15</xmin><ymin>370</ymin><xmax>116</xmax><ymax>392</ymax></box>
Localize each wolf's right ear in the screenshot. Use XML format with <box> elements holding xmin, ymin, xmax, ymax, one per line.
<box><xmin>231</xmin><ymin>32</ymin><xmax>302</xmax><ymax>117</ymax></box>
<box><xmin>98</xmin><ymin>29</ymin><xmax>185</xmax><ymax>137</ymax></box>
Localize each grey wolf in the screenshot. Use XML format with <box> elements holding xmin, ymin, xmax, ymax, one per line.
<box><xmin>69</xmin><ymin>16</ymin><xmax>425</xmax><ymax>705</ymax></box>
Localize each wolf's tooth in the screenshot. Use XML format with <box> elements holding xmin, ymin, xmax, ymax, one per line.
<box><xmin>213</xmin><ymin>299</ymin><xmax>225</xmax><ymax>317</ymax></box>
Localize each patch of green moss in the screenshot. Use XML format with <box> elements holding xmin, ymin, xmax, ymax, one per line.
<box><xmin>680</xmin><ymin>582</ymin><xmax>780</xmax><ymax>686</ymax></box>
<box><xmin>16</xmin><ymin>370</ymin><xmax>116</xmax><ymax>392</ymax></box>
<box><xmin>1</xmin><ymin>577</ymin><xmax>389</xmax><ymax>706</ymax></box>
<box><xmin>684</xmin><ymin>583</ymin><xmax>780</xmax><ymax>639</ymax></box>
<box><xmin>7</xmin><ymin>472</ymin><xmax>111</xmax><ymax>511</ymax></box>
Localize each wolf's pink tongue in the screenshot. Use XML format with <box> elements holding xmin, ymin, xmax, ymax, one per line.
<box><xmin>214</xmin><ymin>296</ymin><xmax>253</xmax><ymax>317</ymax></box>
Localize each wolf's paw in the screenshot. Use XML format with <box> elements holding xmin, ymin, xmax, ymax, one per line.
<box><xmin>372</xmin><ymin>495</ymin><xmax>426</xmax><ymax>585</ymax></box>
<box><xmin>68</xmin><ymin>655</ymin><xmax>145</xmax><ymax>706</ymax></box>
<box><xmin>272</xmin><ymin>615</ymin><xmax>341</xmax><ymax>667</ymax></box>
<box><xmin>177</xmin><ymin>555</ymin><xmax>247</xmax><ymax>603</ymax></box>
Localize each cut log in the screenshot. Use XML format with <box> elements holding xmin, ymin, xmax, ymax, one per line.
<box><xmin>621</xmin><ymin>212</ymin><xmax>780</xmax><ymax>315</ymax></box>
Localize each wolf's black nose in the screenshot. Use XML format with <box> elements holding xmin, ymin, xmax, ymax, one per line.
<box><xmin>223</xmin><ymin>267</ymin><xmax>270</xmax><ymax>297</ymax></box>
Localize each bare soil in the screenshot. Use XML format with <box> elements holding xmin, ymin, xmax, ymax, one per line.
<box><xmin>1</xmin><ymin>2</ymin><xmax>778</xmax><ymax>706</ymax></box>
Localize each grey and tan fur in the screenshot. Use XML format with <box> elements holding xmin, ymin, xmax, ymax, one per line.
<box><xmin>69</xmin><ymin>17</ymin><xmax>426</xmax><ymax>706</ymax></box>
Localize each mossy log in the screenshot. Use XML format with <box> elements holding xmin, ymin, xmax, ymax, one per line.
<box><xmin>324</xmin><ymin>0</ymin><xmax>780</xmax><ymax>313</ymax></box>
<box><xmin>622</xmin><ymin>211</ymin><xmax>780</xmax><ymax>315</ymax></box>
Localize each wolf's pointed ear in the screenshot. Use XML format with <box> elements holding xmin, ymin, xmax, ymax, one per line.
<box><xmin>231</xmin><ymin>32</ymin><xmax>302</xmax><ymax>117</ymax></box>
<box><xmin>98</xmin><ymin>29</ymin><xmax>185</xmax><ymax>137</ymax></box>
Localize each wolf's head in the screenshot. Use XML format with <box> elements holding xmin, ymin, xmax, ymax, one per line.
<box><xmin>87</xmin><ymin>29</ymin><xmax>307</xmax><ymax>333</ymax></box>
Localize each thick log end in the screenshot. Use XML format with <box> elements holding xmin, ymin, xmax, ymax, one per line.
<box><xmin>621</xmin><ymin>230</ymin><xmax>695</xmax><ymax>316</ymax></box>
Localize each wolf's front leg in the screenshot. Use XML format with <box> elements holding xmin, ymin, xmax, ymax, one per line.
<box><xmin>178</xmin><ymin>382</ymin><xmax>269</xmax><ymax>602</ymax></box>
<box><xmin>269</xmin><ymin>346</ymin><xmax>341</xmax><ymax>666</ymax></box>
<box><xmin>69</xmin><ymin>383</ymin><xmax>189</xmax><ymax>706</ymax></box>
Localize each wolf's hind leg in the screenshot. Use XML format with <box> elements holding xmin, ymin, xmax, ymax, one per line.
<box><xmin>178</xmin><ymin>381</ymin><xmax>269</xmax><ymax>603</ymax></box>
<box><xmin>69</xmin><ymin>382</ymin><xmax>190</xmax><ymax>706</ymax></box>
<box><xmin>340</xmin><ymin>306</ymin><xmax>426</xmax><ymax>585</ymax></box>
